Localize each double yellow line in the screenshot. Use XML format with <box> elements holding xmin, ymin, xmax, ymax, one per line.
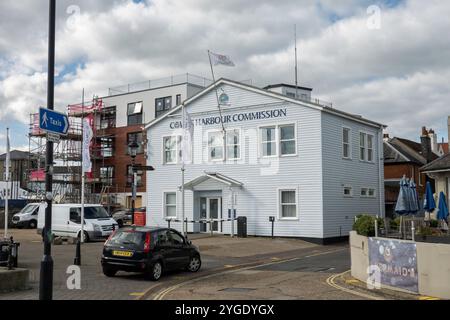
<box><xmin>326</xmin><ymin>271</ymin><xmax>384</xmax><ymax>300</ymax></box>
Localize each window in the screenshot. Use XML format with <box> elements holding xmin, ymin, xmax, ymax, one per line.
<box><xmin>286</xmin><ymin>92</ymin><xmax>296</xmax><ymax>98</ymax></box>
<box><xmin>280</xmin><ymin>125</ymin><xmax>296</xmax><ymax>156</ymax></box>
<box><xmin>100</xmin><ymin>166</ymin><xmax>114</xmax><ymax>185</ymax></box>
<box><xmin>155</xmin><ymin>96</ymin><xmax>172</xmax><ymax>118</ymax></box>
<box><xmin>163</xmin><ymin>136</ymin><xmax>179</xmax><ymax>164</ymax></box>
<box><xmin>368</xmin><ymin>188</ymin><xmax>376</xmax><ymax>198</ymax></box>
<box><xmin>208</xmin><ymin>131</ymin><xmax>224</xmax><ymax>161</ymax></box>
<box><xmin>100</xmin><ymin>137</ymin><xmax>114</xmax><ymax>158</ymax></box>
<box><xmin>261</xmin><ymin>126</ymin><xmax>277</xmax><ymax>157</ymax></box>
<box><xmin>367</xmin><ymin>135</ymin><xmax>374</xmax><ymax>162</ymax></box>
<box><xmin>127</xmin><ymin>102</ymin><xmax>143</xmax><ymax>125</ymax></box>
<box><xmin>176</xmin><ymin>94</ymin><xmax>182</xmax><ymax>106</ymax></box>
<box><xmin>360</xmin><ymin>188</ymin><xmax>368</xmax><ymax>197</ymax></box>
<box><xmin>360</xmin><ymin>132</ymin><xmax>366</xmax><ymax>161</ymax></box>
<box><xmin>343</xmin><ymin>128</ymin><xmax>351</xmax><ymax>159</ymax></box>
<box><xmin>343</xmin><ymin>186</ymin><xmax>353</xmax><ymax>197</ymax></box>
<box><xmin>70</xmin><ymin>208</ymin><xmax>81</xmax><ymax>224</ymax></box>
<box><xmin>100</xmin><ymin>107</ymin><xmax>116</xmax><ymax>129</ymax></box>
<box><xmin>279</xmin><ymin>189</ymin><xmax>297</xmax><ymax>219</ymax></box>
<box><xmin>226</xmin><ymin>129</ymin><xmax>241</xmax><ymax>160</ymax></box>
<box><xmin>127</xmin><ymin>165</ymin><xmax>143</xmax><ymax>187</ymax></box>
<box><xmin>360</xmin><ymin>132</ymin><xmax>375</xmax><ymax>162</ymax></box>
<box><xmin>169</xmin><ymin>230</ymin><xmax>184</xmax><ymax>245</ymax></box>
<box><xmin>164</xmin><ymin>192</ymin><xmax>177</xmax><ymax>218</ymax></box>
<box><xmin>127</xmin><ymin>132</ymin><xmax>144</xmax><ymax>154</ymax></box>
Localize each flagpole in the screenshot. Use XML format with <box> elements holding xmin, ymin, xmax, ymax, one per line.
<box><xmin>294</xmin><ymin>24</ymin><xmax>299</xmax><ymax>100</ymax></box>
<box><xmin>181</xmin><ymin>103</ymin><xmax>186</xmax><ymax>236</ymax></box>
<box><xmin>207</xmin><ymin>50</ymin><xmax>227</xmax><ymax>161</ymax></box>
<box><xmin>81</xmin><ymin>89</ymin><xmax>85</xmax><ymax>244</ymax></box>
<box><xmin>4</xmin><ymin>128</ymin><xmax>10</xmax><ymax>239</ymax></box>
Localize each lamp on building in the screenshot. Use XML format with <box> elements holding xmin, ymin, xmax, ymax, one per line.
<box><xmin>128</xmin><ymin>140</ymin><xmax>140</xmax><ymax>225</ymax></box>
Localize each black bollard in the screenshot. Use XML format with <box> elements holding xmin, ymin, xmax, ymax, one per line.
<box><xmin>74</xmin><ymin>239</ymin><xmax>81</xmax><ymax>266</ymax></box>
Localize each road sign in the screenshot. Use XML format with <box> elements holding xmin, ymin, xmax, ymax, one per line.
<box><xmin>39</xmin><ymin>107</ymin><xmax>69</xmax><ymax>135</ymax></box>
<box><xmin>46</xmin><ymin>133</ymin><xmax>60</xmax><ymax>143</ymax></box>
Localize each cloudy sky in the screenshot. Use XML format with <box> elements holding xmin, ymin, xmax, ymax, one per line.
<box><xmin>0</xmin><ymin>0</ymin><xmax>449</xmax><ymax>153</ymax></box>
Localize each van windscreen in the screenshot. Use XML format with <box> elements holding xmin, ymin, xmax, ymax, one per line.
<box><xmin>20</xmin><ymin>204</ymin><xmax>39</xmax><ymax>214</ymax></box>
<box><xmin>71</xmin><ymin>207</ymin><xmax>110</xmax><ymax>219</ymax></box>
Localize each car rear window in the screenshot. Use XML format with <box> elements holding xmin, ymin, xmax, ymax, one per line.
<box><xmin>108</xmin><ymin>231</ymin><xmax>146</xmax><ymax>250</ymax></box>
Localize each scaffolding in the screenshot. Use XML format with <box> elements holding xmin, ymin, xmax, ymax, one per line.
<box><xmin>27</xmin><ymin>97</ymin><xmax>121</xmax><ymax>209</ymax></box>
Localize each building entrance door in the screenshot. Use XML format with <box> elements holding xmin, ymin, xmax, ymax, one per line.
<box><xmin>199</xmin><ymin>197</ymin><xmax>222</xmax><ymax>233</ymax></box>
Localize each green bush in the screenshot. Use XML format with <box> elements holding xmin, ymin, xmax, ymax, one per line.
<box><xmin>353</xmin><ymin>215</ymin><xmax>384</xmax><ymax>237</ymax></box>
<box><xmin>430</xmin><ymin>220</ymin><xmax>439</xmax><ymax>228</ymax></box>
<box><xmin>418</xmin><ymin>226</ymin><xmax>433</xmax><ymax>236</ymax></box>
<box><xmin>389</xmin><ymin>217</ymin><xmax>401</xmax><ymax>230</ymax></box>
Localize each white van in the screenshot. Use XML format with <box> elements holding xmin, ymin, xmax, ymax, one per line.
<box><xmin>12</xmin><ymin>203</ymin><xmax>42</xmax><ymax>229</ymax></box>
<box><xmin>37</xmin><ymin>204</ymin><xmax>118</xmax><ymax>242</ymax></box>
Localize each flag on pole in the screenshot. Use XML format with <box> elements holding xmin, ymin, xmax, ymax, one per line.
<box><xmin>209</xmin><ymin>51</ymin><xmax>236</xmax><ymax>67</ymax></box>
<box><xmin>4</xmin><ymin>128</ymin><xmax>10</xmax><ymax>238</ymax></box>
<box><xmin>82</xmin><ymin>119</ymin><xmax>93</xmax><ymax>173</ymax></box>
<box><xmin>181</xmin><ymin>108</ymin><xmax>194</xmax><ymax>165</ymax></box>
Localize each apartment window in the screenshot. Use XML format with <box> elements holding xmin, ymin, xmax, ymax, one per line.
<box><xmin>368</xmin><ymin>188</ymin><xmax>376</xmax><ymax>198</ymax></box>
<box><xmin>127</xmin><ymin>165</ymin><xmax>143</xmax><ymax>187</ymax></box>
<box><xmin>127</xmin><ymin>132</ymin><xmax>144</xmax><ymax>154</ymax></box>
<box><xmin>343</xmin><ymin>185</ymin><xmax>353</xmax><ymax>197</ymax></box>
<box><xmin>100</xmin><ymin>107</ymin><xmax>116</xmax><ymax>129</ymax></box>
<box><xmin>261</xmin><ymin>126</ymin><xmax>277</xmax><ymax>157</ymax></box>
<box><xmin>163</xmin><ymin>136</ymin><xmax>179</xmax><ymax>164</ymax></box>
<box><xmin>226</xmin><ymin>129</ymin><xmax>241</xmax><ymax>160</ymax></box>
<box><xmin>360</xmin><ymin>132</ymin><xmax>375</xmax><ymax>162</ymax></box>
<box><xmin>361</xmin><ymin>188</ymin><xmax>376</xmax><ymax>198</ymax></box>
<box><xmin>360</xmin><ymin>132</ymin><xmax>366</xmax><ymax>161</ymax></box>
<box><xmin>279</xmin><ymin>189</ymin><xmax>297</xmax><ymax>219</ymax></box>
<box><xmin>342</xmin><ymin>127</ymin><xmax>351</xmax><ymax>159</ymax></box>
<box><xmin>280</xmin><ymin>125</ymin><xmax>296</xmax><ymax>156</ymax></box>
<box><xmin>155</xmin><ymin>96</ymin><xmax>172</xmax><ymax>118</ymax></box>
<box><xmin>127</xmin><ymin>102</ymin><xmax>143</xmax><ymax>125</ymax></box>
<box><xmin>164</xmin><ymin>192</ymin><xmax>177</xmax><ymax>218</ymax></box>
<box><xmin>100</xmin><ymin>137</ymin><xmax>114</xmax><ymax>158</ymax></box>
<box><xmin>100</xmin><ymin>166</ymin><xmax>114</xmax><ymax>185</ymax></box>
<box><xmin>208</xmin><ymin>131</ymin><xmax>224</xmax><ymax>161</ymax></box>
<box><xmin>176</xmin><ymin>94</ymin><xmax>182</xmax><ymax>106</ymax></box>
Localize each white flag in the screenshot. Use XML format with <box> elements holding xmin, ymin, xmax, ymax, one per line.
<box><xmin>209</xmin><ymin>51</ymin><xmax>235</xmax><ymax>67</ymax></box>
<box><xmin>82</xmin><ymin>119</ymin><xmax>93</xmax><ymax>173</ymax></box>
<box><xmin>181</xmin><ymin>108</ymin><xmax>194</xmax><ymax>165</ymax></box>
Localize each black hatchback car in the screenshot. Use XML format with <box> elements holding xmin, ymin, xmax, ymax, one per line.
<box><xmin>101</xmin><ymin>226</ymin><xmax>201</xmax><ymax>281</ymax></box>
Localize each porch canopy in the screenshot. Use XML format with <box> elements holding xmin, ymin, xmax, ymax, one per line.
<box><xmin>181</xmin><ymin>172</ymin><xmax>243</xmax><ymax>191</ymax></box>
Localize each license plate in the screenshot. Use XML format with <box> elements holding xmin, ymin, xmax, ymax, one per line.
<box><xmin>112</xmin><ymin>250</ymin><xmax>133</xmax><ymax>257</ymax></box>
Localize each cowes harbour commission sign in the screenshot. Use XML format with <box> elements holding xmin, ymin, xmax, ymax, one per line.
<box><xmin>170</xmin><ymin>108</ymin><xmax>288</xmax><ymax>129</ymax></box>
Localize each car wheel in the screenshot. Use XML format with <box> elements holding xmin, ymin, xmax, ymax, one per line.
<box><xmin>28</xmin><ymin>220</ymin><xmax>37</xmax><ymax>229</ymax></box>
<box><xmin>117</xmin><ymin>220</ymin><xmax>124</xmax><ymax>228</ymax></box>
<box><xmin>147</xmin><ymin>261</ymin><xmax>163</xmax><ymax>281</ymax></box>
<box><xmin>187</xmin><ymin>255</ymin><xmax>201</xmax><ymax>273</ymax></box>
<box><xmin>103</xmin><ymin>267</ymin><xmax>117</xmax><ymax>277</ymax></box>
<box><xmin>78</xmin><ymin>231</ymin><xmax>90</xmax><ymax>243</ymax></box>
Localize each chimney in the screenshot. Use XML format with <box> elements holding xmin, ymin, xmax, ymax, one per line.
<box><xmin>421</xmin><ymin>127</ymin><xmax>433</xmax><ymax>163</ymax></box>
<box><xmin>383</xmin><ymin>133</ymin><xmax>390</xmax><ymax>142</ymax></box>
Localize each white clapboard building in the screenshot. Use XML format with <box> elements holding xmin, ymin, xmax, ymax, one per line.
<box><xmin>144</xmin><ymin>79</ymin><xmax>385</xmax><ymax>244</ymax></box>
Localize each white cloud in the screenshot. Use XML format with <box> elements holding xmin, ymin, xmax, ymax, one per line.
<box><xmin>0</xmin><ymin>0</ymin><xmax>449</xmax><ymax>143</ymax></box>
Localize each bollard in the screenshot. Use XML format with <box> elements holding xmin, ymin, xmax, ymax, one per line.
<box><xmin>167</xmin><ymin>219</ymin><xmax>171</xmax><ymax>229</ymax></box>
<box><xmin>185</xmin><ymin>218</ymin><xmax>188</xmax><ymax>236</ymax></box>
<box><xmin>411</xmin><ymin>220</ymin><xmax>415</xmax><ymax>242</ymax></box>
<box><xmin>375</xmin><ymin>217</ymin><xmax>378</xmax><ymax>238</ymax></box>
<box><xmin>269</xmin><ymin>217</ymin><xmax>275</xmax><ymax>239</ymax></box>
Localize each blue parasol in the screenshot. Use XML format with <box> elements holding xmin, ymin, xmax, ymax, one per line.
<box><xmin>395</xmin><ymin>176</ymin><xmax>411</xmax><ymax>215</ymax></box>
<box><xmin>423</xmin><ymin>181</ymin><xmax>436</xmax><ymax>212</ymax></box>
<box><xmin>437</xmin><ymin>192</ymin><xmax>449</xmax><ymax>221</ymax></box>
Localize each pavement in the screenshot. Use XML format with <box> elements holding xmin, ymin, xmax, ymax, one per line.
<box><xmin>0</xmin><ymin>229</ymin><xmax>424</xmax><ymax>300</ymax></box>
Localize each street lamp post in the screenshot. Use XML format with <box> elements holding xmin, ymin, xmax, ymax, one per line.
<box><xmin>40</xmin><ymin>0</ymin><xmax>56</xmax><ymax>301</ymax></box>
<box><xmin>129</xmin><ymin>141</ymin><xmax>139</xmax><ymax>225</ymax></box>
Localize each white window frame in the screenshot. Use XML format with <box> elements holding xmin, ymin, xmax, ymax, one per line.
<box><xmin>359</xmin><ymin>132</ymin><xmax>366</xmax><ymax>161</ymax></box>
<box><xmin>360</xmin><ymin>188</ymin><xmax>368</xmax><ymax>197</ymax></box>
<box><xmin>226</xmin><ymin>128</ymin><xmax>242</xmax><ymax>161</ymax></box>
<box><xmin>259</xmin><ymin>123</ymin><xmax>297</xmax><ymax>159</ymax></box>
<box><xmin>279</xmin><ymin>124</ymin><xmax>297</xmax><ymax>157</ymax></box>
<box><xmin>368</xmin><ymin>188</ymin><xmax>376</xmax><ymax>198</ymax></box>
<box><xmin>163</xmin><ymin>191</ymin><xmax>178</xmax><ymax>219</ymax></box>
<box><xmin>359</xmin><ymin>131</ymin><xmax>375</xmax><ymax>163</ymax></box>
<box><xmin>162</xmin><ymin>135</ymin><xmax>179</xmax><ymax>165</ymax></box>
<box><xmin>342</xmin><ymin>127</ymin><xmax>352</xmax><ymax>160</ymax></box>
<box><xmin>207</xmin><ymin>130</ymin><xmax>225</xmax><ymax>162</ymax></box>
<box><xmin>277</xmin><ymin>187</ymin><xmax>299</xmax><ymax>220</ymax></box>
<box><xmin>343</xmin><ymin>185</ymin><xmax>353</xmax><ymax>198</ymax></box>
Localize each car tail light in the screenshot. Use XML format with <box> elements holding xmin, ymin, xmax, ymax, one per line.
<box><xmin>104</xmin><ymin>230</ymin><xmax>117</xmax><ymax>246</ymax></box>
<box><xmin>144</xmin><ymin>232</ymin><xmax>151</xmax><ymax>253</ymax></box>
